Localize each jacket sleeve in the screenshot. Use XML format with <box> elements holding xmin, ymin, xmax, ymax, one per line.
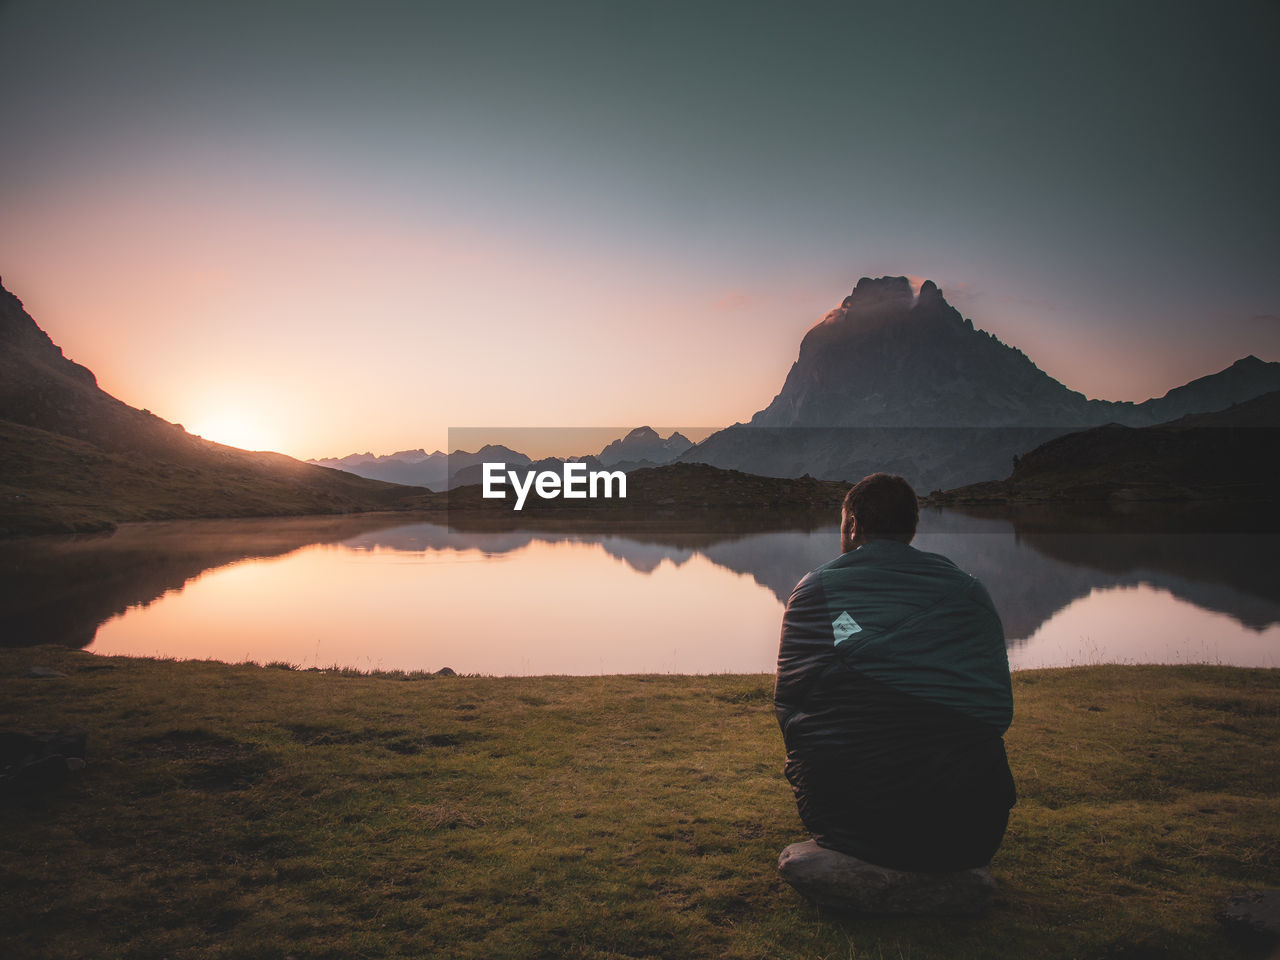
<box><xmin>774</xmin><ymin>571</ymin><xmax>838</xmax><ymax>734</ymax></box>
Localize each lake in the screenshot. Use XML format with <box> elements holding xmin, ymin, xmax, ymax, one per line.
<box><xmin>3</xmin><ymin>508</ymin><xmax>1277</xmax><ymax>674</ymax></box>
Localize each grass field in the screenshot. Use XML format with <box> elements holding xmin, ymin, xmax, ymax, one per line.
<box><xmin>2</xmin><ymin>649</ymin><xmax>1277</xmax><ymax>959</ymax></box>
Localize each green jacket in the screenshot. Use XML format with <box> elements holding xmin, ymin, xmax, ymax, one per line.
<box><xmin>775</xmin><ymin>538</ymin><xmax>1015</xmax><ymax>869</ymax></box>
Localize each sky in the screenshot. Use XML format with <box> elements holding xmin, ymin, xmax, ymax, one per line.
<box><xmin>1</xmin><ymin>0</ymin><xmax>1277</xmax><ymax>459</ymax></box>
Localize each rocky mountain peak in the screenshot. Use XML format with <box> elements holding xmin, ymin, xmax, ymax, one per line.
<box><xmin>916</xmin><ymin>278</ymin><xmax>946</xmax><ymax>307</ymax></box>
<box><xmin>838</xmin><ymin>275</ymin><xmax>915</xmax><ymax>313</ymax></box>
<box><xmin>684</xmin><ymin>274</ymin><xmax>1277</xmax><ymax>490</ymax></box>
<box><xmin>749</xmin><ymin>276</ymin><xmax>1078</xmax><ymax>429</ymax></box>
<box><xmin>814</xmin><ymin>276</ymin><xmax>970</xmax><ymax>347</ymax></box>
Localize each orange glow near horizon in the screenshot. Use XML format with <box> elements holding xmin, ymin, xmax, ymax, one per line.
<box><xmin>1</xmin><ymin>166</ymin><xmax>821</xmax><ymax>461</ymax></box>
<box><xmin>4</xmin><ymin>160</ymin><xmax>1259</xmax><ymax>462</ymax></box>
<box><xmin>187</xmin><ymin>412</ymin><xmax>281</xmax><ymax>453</ymax></box>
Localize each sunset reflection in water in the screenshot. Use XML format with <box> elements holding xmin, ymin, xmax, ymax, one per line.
<box><xmin>89</xmin><ymin>538</ymin><xmax>784</xmax><ymax>675</ymax></box>
<box><xmin>82</xmin><ymin>522</ymin><xmax>1280</xmax><ymax>674</ymax></box>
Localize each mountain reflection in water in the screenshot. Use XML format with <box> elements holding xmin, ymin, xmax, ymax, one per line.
<box><xmin>2</xmin><ymin>508</ymin><xmax>1276</xmax><ymax>673</ymax></box>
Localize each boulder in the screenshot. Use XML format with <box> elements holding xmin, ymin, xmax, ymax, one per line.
<box><xmin>1216</xmin><ymin>889</ymin><xmax>1280</xmax><ymax>951</ymax></box>
<box><xmin>0</xmin><ymin>729</ymin><xmax>87</xmax><ymax>795</ymax></box>
<box><xmin>777</xmin><ymin>839</ymin><xmax>997</xmax><ymax>915</ymax></box>
<box><xmin>21</xmin><ymin>666</ymin><xmax>67</xmax><ymax>678</ymax></box>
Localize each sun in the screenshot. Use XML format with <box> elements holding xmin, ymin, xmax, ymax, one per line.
<box><xmin>188</xmin><ymin>412</ymin><xmax>280</xmax><ymax>453</ymax></box>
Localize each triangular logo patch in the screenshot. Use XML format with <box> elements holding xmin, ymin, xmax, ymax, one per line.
<box><xmin>832</xmin><ymin>611</ymin><xmax>862</xmax><ymax>645</ymax></box>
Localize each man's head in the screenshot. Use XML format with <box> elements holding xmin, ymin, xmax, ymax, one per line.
<box><xmin>841</xmin><ymin>473</ymin><xmax>919</xmax><ymax>552</ymax></box>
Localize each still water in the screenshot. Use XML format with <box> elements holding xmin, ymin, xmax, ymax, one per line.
<box><xmin>5</xmin><ymin>509</ymin><xmax>1277</xmax><ymax>674</ymax></box>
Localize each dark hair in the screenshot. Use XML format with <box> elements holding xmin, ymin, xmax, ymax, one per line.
<box><xmin>843</xmin><ymin>473</ymin><xmax>918</xmax><ymax>543</ymax></box>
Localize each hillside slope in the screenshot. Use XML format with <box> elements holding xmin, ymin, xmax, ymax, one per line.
<box><xmin>930</xmin><ymin>391</ymin><xmax>1280</xmax><ymax>506</ymax></box>
<box><xmin>0</xmin><ymin>279</ymin><xmax>425</xmax><ymax>535</ymax></box>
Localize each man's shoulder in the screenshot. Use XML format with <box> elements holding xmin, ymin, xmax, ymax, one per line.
<box><xmin>786</xmin><ymin>566</ymin><xmax>827</xmax><ymax>606</ymax></box>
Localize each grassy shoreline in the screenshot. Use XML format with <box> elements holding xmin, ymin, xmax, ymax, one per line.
<box><xmin>3</xmin><ymin>649</ymin><xmax>1277</xmax><ymax>959</ymax></box>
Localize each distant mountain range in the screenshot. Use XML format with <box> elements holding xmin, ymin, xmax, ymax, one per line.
<box><xmin>309</xmin><ymin>426</ymin><xmax>692</xmax><ymax>489</ymax></box>
<box><xmin>0</xmin><ymin>279</ymin><xmax>424</xmax><ymax>535</ymax></box>
<box><xmin>309</xmin><ymin>445</ymin><xmax>531</xmax><ymax>490</ymax></box>
<box><xmin>312</xmin><ymin>276</ymin><xmax>1277</xmax><ymax>495</ymax></box>
<box><xmin>675</xmin><ymin>276</ymin><xmax>1280</xmax><ymax>490</ymax></box>
<box><xmin>597</xmin><ymin>426</ymin><xmax>693</xmax><ymax>467</ymax></box>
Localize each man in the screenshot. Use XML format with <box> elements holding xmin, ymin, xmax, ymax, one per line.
<box><xmin>775</xmin><ymin>473</ymin><xmax>1015</xmax><ymax>872</ymax></box>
